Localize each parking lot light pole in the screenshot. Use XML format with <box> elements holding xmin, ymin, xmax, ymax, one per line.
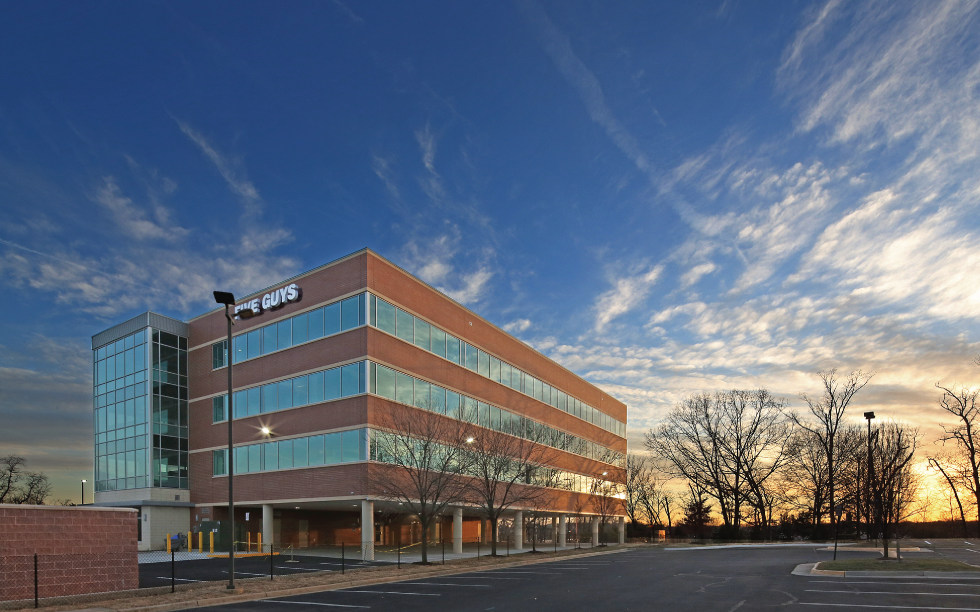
<box><xmin>214</xmin><ymin>291</ymin><xmax>239</xmax><ymax>589</ymax></box>
<box><xmin>864</xmin><ymin>411</ymin><xmax>875</xmax><ymax>545</ymax></box>
<box><xmin>80</xmin><ymin>479</ymin><xmax>86</xmax><ymax>506</ymax></box>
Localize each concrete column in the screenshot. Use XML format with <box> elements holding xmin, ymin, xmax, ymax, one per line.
<box><xmin>618</xmin><ymin>516</ymin><xmax>625</xmax><ymax>545</ymax></box>
<box><xmin>262</xmin><ymin>504</ymin><xmax>273</xmax><ymax>553</ymax></box>
<box><xmin>453</xmin><ymin>508</ymin><xmax>463</xmax><ymax>554</ymax></box>
<box><xmin>361</xmin><ymin>500</ymin><xmax>375</xmax><ymax>561</ymax></box>
<box><xmin>558</xmin><ymin>514</ymin><xmax>567</xmax><ymax>548</ymax></box>
<box><xmin>591</xmin><ymin>516</ymin><xmax>599</xmax><ymax>547</ymax></box>
<box><xmin>513</xmin><ymin>510</ymin><xmax>523</xmax><ymax>551</ymax></box>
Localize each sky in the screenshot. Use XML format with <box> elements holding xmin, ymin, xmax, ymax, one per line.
<box><xmin>2</xmin><ymin>0</ymin><xmax>980</xmax><ymax>505</ymax></box>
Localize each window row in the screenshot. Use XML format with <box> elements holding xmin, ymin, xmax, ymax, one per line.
<box><xmin>212</xmin><ymin>429</ymin><xmax>369</xmax><ymax>476</ymax></box>
<box><xmin>96</xmin><ymin>434</ymin><xmax>146</xmax><ymax>458</ymax></box>
<box><xmin>95</xmin><ymin>476</ymin><xmax>151</xmax><ymax>492</ymax></box>
<box><xmin>94</xmin><ymin>397</ymin><xmax>148</xmax><ymax>434</ymax></box>
<box><xmin>370</xmin><ymin>430</ymin><xmax>621</xmax><ymax>497</ymax></box>
<box><xmin>96</xmin><ymin>448</ymin><xmax>147</xmax><ymax>481</ymax></box>
<box><xmin>94</xmin><ymin>329</ymin><xmax>146</xmax><ymax>361</ymax></box>
<box><xmin>212</xmin><ymin>361</ymin><xmax>367</xmax><ymax>422</ymax></box>
<box><xmin>369</xmin><ymin>295</ymin><xmax>625</xmax><ymax>438</ymax></box>
<box><xmin>95</xmin><ymin>424</ymin><xmax>146</xmax><ymax>446</ymax></box>
<box><xmin>221</xmin><ymin>293</ymin><xmax>366</xmax><ymax>367</ymax></box>
<box><xmin>94</xmin><ymin>343</ymin><xmax>145</xmax><ymax>385</ymax></box>
<box><xmin>370</xmin><ymin>363</ymin><xmax>623</xmax><ymax>466</ymax></box>
<box><xmin>94</xmin><ymin>371</ymin><xmax>145</xmax><ymax>404</ymax></box>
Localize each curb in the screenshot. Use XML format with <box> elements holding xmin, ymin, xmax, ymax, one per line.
<box><xmin>111</xmin><ymin>547</ymin><xmax>631</xmax><ymax>612</ymax></box>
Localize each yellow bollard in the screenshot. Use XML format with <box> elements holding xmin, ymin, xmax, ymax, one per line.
<box><xmin>247</xmin><ymin>532</ymin><xmax>251</xmax><ymax>553</ymax></box>
<box><xmin>167</xmin><ymin>533</ymin><xmax>171</xmax><ymax>554</ymax></box>
<box><xmin>210</xmin><ymin>531</ymin><xmax>214</xmax><ymax>554</ymax></box>
<box><xmin>198</xmin><ymin>532</ymin><xmax>203</xmax><ymax>553</ymax></box>
<box><xmin>258</xmin><ymin>532</ymin><xmax>262</xmax><ymax>554</ymax></box>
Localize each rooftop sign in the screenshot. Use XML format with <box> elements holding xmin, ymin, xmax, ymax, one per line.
<box><xmin>234</xmin><ymin>283</ymin><xmax>300</xmax><ymax>319</ymax></box>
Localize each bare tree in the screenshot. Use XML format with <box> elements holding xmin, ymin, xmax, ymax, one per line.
<box><xmin>791</xmin><ymin>369</ymin><xmax>874</xmax><ymax>532</ymax></box>
<box><xmin>935</xmin><ymin>383</ymin><xmax>980</xmax><ymax>537</ymax></box>
<box><xmin>588</xmin><ymin>476</ymin><xmax>621</xmax><ymax>545</ymax></box>
<box><xmin>623</xmin><ymin>454</ymin><xmax>653</xmax><ymax>528</ymax></box>
<box><xmin>0</xmin><ymin>455</ymin><xmax>27</xmax><ymax>503</ymax></box>
<box><xmin>867</xmin><ymin>421</ymin><xmax>919</xmax><ymax>559</ymax></box>
<box><xmin>370</xmin><ymin>402</ymin><xmax>473</xmax><ymax>563</ymax></box>
<box><xmin>460</xmin><ymin>418</ymin><xmax>561</xmax><ymax>556</ymax></box>
<box><xmin>0</xmin><ymin>456</ymin><xmax>52</xmax><ymax>505</ymax></box>
<box><xmin>927</xmin><ymin>453</ymin><xmax>970</xmax><ymax>538</ymax></box>
<box><xmin>648</xmin><ymin>389</ymin><xmax>793</xmax><ymax>537</ymax></box>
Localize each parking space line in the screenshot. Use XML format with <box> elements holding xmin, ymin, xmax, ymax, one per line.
<box><xmin>808</xmin><ymin>590</ymin><xmax>980</xmax><ymax>597</ymax></box>
<box><xmin>800</xmin><ymin>604</ymin><xmax>980</xmax><ymax>610</ymax></box>
<box><xmin>438</xmin><ymin>576</ymin><xmax>526</xmax><ymax>580</ymax></box>
<box><xmin>397</xmin><ymin>582</ymin><xmax>491</xmax><ymax>587</ymax></box>
<box><xmin>811</xmin><ymin>582</ymin><xmax>980</xmax><ymax>587</ymax></box>
<box><xmin>473</xmin><ymin>570</ymin><xmax>563</xmax><ymax>574</ymax></box>
<box><xmin>341</xmin><ymin>590</ymin><xmax>441</xmax><ymax>596</ymax></box>
<box><xmin>263</xmin><ymin>600</ymin><xmax>370</xmax><ymax>608</ymax></box>
<box><xmin>154</xmin><ymin>577</ymin><xmax>202</xmax><ymax>582</ymax></box>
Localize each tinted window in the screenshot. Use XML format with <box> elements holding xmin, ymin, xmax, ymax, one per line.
<box><xmin>324</xmin><ymin>302</ymin><xmax>341</xmax><ymax>335</ymax></box>
<box><xmin>308</xmin><ymin>307</ymin><xmax>324</xmax><ymax>340</ymax></box>
<box><xmin>376</xmin><ymin>299</ymin><xmax>396</xmax><ymax>335</ymax></box>
<box><xmin>324</xmin><ymin>368</ymin><xmax>341</xmax><ymax>400</ymax></box>
<box><xmin>396</xmin><ymin>309</ymin><xmax>414</xmax><ymax>343</ymax></box>
<box><xmin>341</xmin><ymin>296</ymin><xmax>359</xmax><ymax>330</ymax></box>
<box><xmin>292</xmin><ymin>313</ymin><xmax>308</xmax><ymax>345</ymax></box>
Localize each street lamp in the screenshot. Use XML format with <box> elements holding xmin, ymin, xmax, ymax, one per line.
<box><xmin>80</xmin><ymin>479</ymin><xmax>87</xmax><ymax>506</ymax></box>
<box><xmin>864</xmin><ymin>411</ymin><xmax>875</xmax><ymax>544</ymax></box>
<box><xmin>214</xmin><ymin>290</ymin><xmax>238</xmax><ymax>590</ymax></box>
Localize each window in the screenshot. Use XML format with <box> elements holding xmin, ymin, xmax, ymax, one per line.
<box><xmin>264</xmin><ymin>442</ymin><xmax>278</xmax><ymax>471</ymax></box>
<box><xmin>341</xmin><ymin>295</ymin><xmax>361</xmax><ymax>330</ymax></box>
<box><xmin>309</xmin><ymin>435</ymin><xmax>324</xmax><ymax>465</ymax></box>
<box><xmin>292</xmin><ymin>313</ymin><xmax>308</xmax><ymax>345</ymax></box>
<box><xmin>212</xmin><ymin>341</ymin><xmax>227</xmax><ymax>369</ymax></box>
<box><xmin>293</xmin><ymin>438</ymin><xmax>308</xmax><ymax>467</ymax></box>
<box><xmin>324</xmin><ymin>367</ymin><xmax>341</xmax><ymax>400</ymax></box>
<box><xmin>376</xmin><ymin>299</ymin><xmax>396</xmax><ymax>335</ymax></box>
<box><xmin>342</xmin><ymin>429</ymin><xmax>359</xmax><ymax>462</ymax></box>
<box><xmin>414</xmin><ymin>319</ymin><xmax>430</xmax><ymax>351</ymax></box>
<box><xmin>376</xmin><ymin>364</ymin><xmax>396</xmax><ymax>400</ymax></box>
<box><xmin>325</xmin><ymin>433</ymin><xmax>342</xmax><ymax>464</ymax></box>
<box><xmin>478</xmin><ymin>351</ymin><xmax>490</xmax><ymax>377</ymax></box>
<box><xmin>396</xmin><ymin>308</ymin><xmax>414</xmax><ymax>344</ymax></box>
<box><xmin>431</xmin><ymin>327</ymin><xmax>446</xmax><ymax>358</ymax></box>
<box><xmin>341</xmin><ymin>364</ymin><xmax>360</xmax><ymax>396</ymax></box>
<box><xmin>308</xmin><ymin>307</ymin><xmax>324</xmax><ymax>340</ymax></box>
<box><xmin>262</xmin><ymin>325</ymin><xmax>277</xmax><ymax>355</ymax></box>
<box><xmin>309</xmin><ymin>371</ymin><xmax>324</xmax><ymax>404</ymax></box>
<box><xmin>277</xmin><ymin>320</ymin><xmax>292</xmax><ymax>350</ymax></box>
<box><xmin>446</xmin><ymin>336</ymin><xmax>460</xmax><ymax>364</ymax></box>
<box><xmin>464</xmin><ymin>343</ymin><xmax>478</xmax><ymax>371</ymax></box>
<box><xmin>324</xmin><ymin>302</ymin><xmax>341</xmax><ymax>335</ymax></box>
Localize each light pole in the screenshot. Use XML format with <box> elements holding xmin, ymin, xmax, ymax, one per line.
<box><xmin>864</xmin><ymin>411</ymin><xmax>875</xmax><ymax>544</ymax></box>
<box><xmin>80</xmin><ymin>479</ymin><xmax>86</xmax><ymax>506</ymax></box>
<box><xmin>214</xmin><ymin>291</ymin><xmax>239</xmax><ymax>589</ymax></box>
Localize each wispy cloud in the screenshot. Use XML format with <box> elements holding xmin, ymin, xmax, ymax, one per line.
<box><xmin>593</xmin><ymin>264</ymin><xmax>663</xmax><ymax>332</ymax></box>
<box><xmin>176</xmin><ymin>119</ymin><xmax>263</xmax><ymax>215</ymax></box>
<box><xmin>402</xmin><ymin>229</ymin><xmax>495</xmax><ymax>306</ymax></box>
<box><xmin>503</xmin><ymin>318</ymin><xmax>532</xmax><ymax>334</ymax></box>
<box><xmin>94</xmin><ymin>176</ymin><xmax>187</xmax><ymax>241</ymax></box>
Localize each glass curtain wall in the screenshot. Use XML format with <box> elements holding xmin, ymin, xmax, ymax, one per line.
<box><xmin>92</xmin><ymin>330</ymin><xmax>149</xmax><ymax>492</ymax></box>
<box><xmin>151</xmin><ymin>329</ymin><xmax>189</xmax><ymax>489</ymax></box>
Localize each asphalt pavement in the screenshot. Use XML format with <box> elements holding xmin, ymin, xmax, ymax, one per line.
<box><xmin>139</xmin><ymin>553</ymin><xmax>391</xmax><ymax>588</ymax></box>
<box><xmin>185</xmin><ymin>544</ymin><xmax>980</xmax><ymax>611</ymax></box>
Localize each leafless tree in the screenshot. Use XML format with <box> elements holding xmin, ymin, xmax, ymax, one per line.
<box><xmin>369</xmin><ymin>401</ymin><xmax>473</xmax><ymax>563</ymax></box>
<box><xmin>867</xmin><ymin>421</ymin><xmax>918</xmax><ymax>559</ymax></box>
<box><xmin>0</xmin><ymin>456</ymin><xmax>52</xmax><ymax>505</ymax></box>
<box><xmin>935</xmin><ymin>383</ymin><xmax>980</xmax><ymax>537</ymax></box>
<box><xmin>927</xmin><ymin>453</ymin><xmax>970</xmax><ymax>538</ymax></box>
<box><xmin>0</xmin><ymin>455</ymin><xmax>27</xmax><ymax>503</ymax></box>
<box><xmin>790</xmin><ymin>369</ymin><xmax>874</xmax><ymax>532</ymax></box>
<box><xmin>623</xmin><ymin>454</ymin><xmax>653</xmax><ymax>528</ymax></box>
<box><xmin>588</xmin><ymin>476</ymin><xmax>621</xmax><ymax>545</ymax></box>
<box><xmin>459</xmin><ymin>418</ymin><xmax>561</xmax><ymax>556</ymax></box>
<box><xmin>647</xmin><ymin>389</ymin><xmax>793</xmax><ymax>537</ymax></box>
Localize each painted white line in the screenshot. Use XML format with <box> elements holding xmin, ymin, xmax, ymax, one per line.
<box><xmin>927</xmin><ymin>541</ymin><xmax>933</xmax><ymax>545</ymax></box>
<box><xmin>800</xmin><ymin>604</ymin><xmax>980</xmax><ymax>610</ymax></box>
<box><xmin>438</xmin><ymin>576</ymin><xmax>526</xmax><ymax>580</ymax></box>
<box><xmin>221</xmin><ymin>570</ymin><xmax>268</xmax><ymax>577</ymax></box>
<box><xmin>473</xmin><ymin>570</ymin><xmax>563</xmax><ymax>574</ymax></box>
<box><xmin>811</xmin><ymin>582</ymin><xmax>980</xmax><ymax>587</ymax></box>
<box><xmin>808</xmin><ymin>590</ymin><xmax>980</xmax><ymax>597</ymax></box>
<box><xmin>154</xmin><ymin>577</ymin><xmax>202</xmax><ymax>582</ymax></box>
<box><xmin>263</xmin><ymin>600</ymin><xmax>369</xmax><ymax>608</ymax></box>
<box><xmin>967</xmin><ymin>542</ymin><xmax>975</xmax><ymax>546</ymax></box>
<box><xmin>397</xmin><ymin>583</ymin><xmax>491</xmax><ymax>587</ymax></box>
<box><xmin>280</xmin><ymin>567</ymin><xmax>328</xmax><ymax>572</ymax></box>
<box><xmin>340</xmin><ymin>591</ymin><xmax>440</xmax><ymax>596</ymax></box>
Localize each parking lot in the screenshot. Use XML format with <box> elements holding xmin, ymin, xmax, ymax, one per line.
<box><xmin>139</xmin><ymin>553</ymin><xmax>391</xmax><ymax>588</ymax></box>
<box><xmin>191</xmin><ymin>544</ymin><xmax>980</xmax><ymax>611</ymax></box>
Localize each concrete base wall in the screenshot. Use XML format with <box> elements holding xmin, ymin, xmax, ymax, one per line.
<box><xmin>141</xmin><ymin>506</ymin><xmax>190</xmax><ymax>551</ymax></box>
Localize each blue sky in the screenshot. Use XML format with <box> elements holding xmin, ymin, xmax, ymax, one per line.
<box><xmin>2</xmin><ymin>1</ymin><xmax>979</xmax><ymax>502</ymax></box>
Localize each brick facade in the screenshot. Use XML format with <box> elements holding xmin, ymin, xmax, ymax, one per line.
<box><xmin>0</xmin><ymin>505</ymin><xmax>138</xmax><ymax>603</ymax></box>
